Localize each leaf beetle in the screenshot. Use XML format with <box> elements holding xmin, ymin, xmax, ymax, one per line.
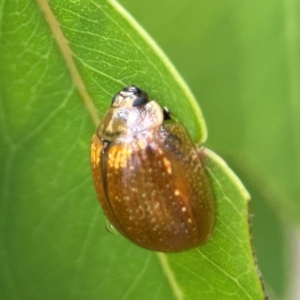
<box><xmin>90</xmin><ymin>85</ymin><xmax>215</xmax><ymax>252</ymax></box>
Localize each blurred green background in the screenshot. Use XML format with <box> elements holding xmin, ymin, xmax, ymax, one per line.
<box><xmin>119</xmin><ymin>0</ymin><xmax>300</xmax><ymax>298</ymax></box>
<box><xmin>1</xmin><ymin>0</ymin><xmax>299</xmax><ymax>299</ymax></box>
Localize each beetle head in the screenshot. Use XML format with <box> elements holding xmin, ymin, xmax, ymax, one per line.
<box><xmin>111</xmin><ymin>85</ymin><xmax>149</xmax><ymax>108</ymax></box>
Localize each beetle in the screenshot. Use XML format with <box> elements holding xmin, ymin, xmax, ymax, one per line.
<box><xmin>90</xmin><ymin>85</ymin><xmax>215</xmax><ymax>252</ymax></box>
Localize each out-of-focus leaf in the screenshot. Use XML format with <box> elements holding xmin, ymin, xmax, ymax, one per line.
<box><xmin>120</xmin><ymin>0</ymin><xmax>300</xmax><ymax>221</ymax></box>
<box><xmin>120</xmin><ymin>0</ymin><xmax>298</xmax><ymax>297</ymax></box>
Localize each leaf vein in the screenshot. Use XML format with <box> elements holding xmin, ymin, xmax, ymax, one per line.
<box><xmin>195</xmin><ymin>249</ymin><xmax>254</xmax><ymax>300</ymax></box>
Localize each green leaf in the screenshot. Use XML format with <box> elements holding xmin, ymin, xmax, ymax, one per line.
<box><xmin>48</xmin><ymin>0</ymin><xmax>207</xmax><ymax>143</ymax></box>
<box><xmin>0</xmin><ymin>1</ymin><xmax>264</xmax><ymax>299</ymax></box>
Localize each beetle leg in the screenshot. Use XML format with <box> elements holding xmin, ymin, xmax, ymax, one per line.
<box><xmin>163</xmin><ymin>106</ymin><xmax>172</xmax><ymax>120</ymax></box>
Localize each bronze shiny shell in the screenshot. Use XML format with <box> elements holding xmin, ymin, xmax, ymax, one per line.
<box><xmin>90</xmin><ymin>86</ymin><xmax>215</xmax><ymax>252</ymax></box>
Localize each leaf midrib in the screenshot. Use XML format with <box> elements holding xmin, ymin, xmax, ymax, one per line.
<box><xmin>36</xmin><ymin>0</ymin><xmax>100</xmax><ymax>127</ymax></box>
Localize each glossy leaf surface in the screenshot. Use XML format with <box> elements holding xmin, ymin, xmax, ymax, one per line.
<box><xmin>0</xmin><ymin>1</ymin><xmax>264</xmax><ymax>299</ymax></box>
